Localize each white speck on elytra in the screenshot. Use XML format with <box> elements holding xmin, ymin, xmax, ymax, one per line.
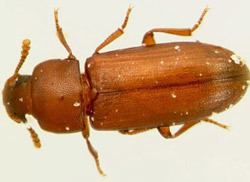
<box><xmin>115</xmin><ymin>53</ymin><xmax>119</xmax><ymax>57</ymax></box>
<box><xmin>230</xmin><ymin>54</ymin><xmax>243</xmax><ymax>64</ymax></box>
<box><xmin>118</xmin><ymin>74</ymin><xmax>121</xmax><ymax>78</ymax></box>
<box><xmin>7</xmin><ymin>102</ymin><xmax>10</xmax><ymax>105</ymax></box>
<box><xmin>242</xmin><ymin>85</ymin><xmax>247</xmax><ymax>90</ymax></box>
<box><xmin>87</xmin><ymin>63</ymin><xmax>91</xmax><ymax>68</ymax></box>
<box><xmin>176</xmin><ymin>57</ymin><xmax>180</xmax><ymax>61</ymax></box>
<box><xmin>18</xmin><ymin>97</ymin><xmax>24</xmax><ymax>102</ymax></box>
<box><xmin>131</xmin><ymin>62</ymin><xmax>135</xmax><ymax>65</ymax></box>
<box><xmin>155</xmin><ymin>80</ymin><xmax>159</xmax><ymax>84</ymax></box>
<box><xmin>185</xmin><ymin>111</ymin><xmax>189</xmax><ymax>115</ymax></box>
<box><xmin>174</xmin><ymin>45</ymin><xmax>181</xmax><ymax>51</ymax></box>
<box><xmin>171</xmin><ymin>93</ymin><xmax>177</xmax><ymax>98</ymax></box>
<box><xmin>228</xmin><ymin>59</ymin><xmax>232</xmax><ymax>63</ymax></box>
<box><xmin>40</xmin><ymin>69</ymin><xmax>43</xmax><ymax>73</ymax></box>
<box><xmin>214</xmin><ymin>50</ymin><xmax>219</xmax><ymax>54</ymax></box>
<box><xmin>199</xmin><ymin>73</ymin><xmax>203</xmax><ymax>77</ymax></box>
<box><xmin>160</xmin><ymin>60</ymin><xmax>164</xmax><ymax>65</ymax></box>
<box><xmin>115</xmin><ymin>109</ymin><xmax>119</xmax><ymax>113</ymax></box>
<box><xmin>73</xmin><ymin>101</ymin><xmax>80</xmax><ymax>107</ymax></box>
<box><xmin>100</xmin><ymin>122</ymin><xmax>104</xmax><ymax>126</ymax></box>
<box><xmin>206</xmin><ymin>62</ymin><xmax>210</xmax><ymax>65</ymax></box>
<box><xmin>34</xmin><ymin>77</ymin><xmax>38</xmax><ymax>80</ymax></box>
<box><xmin>65</xmin><ymin>126</ymin><xmax>70</xmax><ymax>131</ymax></box>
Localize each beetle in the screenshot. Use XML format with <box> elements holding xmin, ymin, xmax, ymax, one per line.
<box><xmin>2</xmin><ymin>7</ymin><xmax>250</xmax><ymax>175</ymax></box>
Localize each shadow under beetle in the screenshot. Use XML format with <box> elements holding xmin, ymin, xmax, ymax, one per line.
<box><xmin>3</xmin><ymin>7</ymin><xmax>250</xmax><ymax>175</ymax></box>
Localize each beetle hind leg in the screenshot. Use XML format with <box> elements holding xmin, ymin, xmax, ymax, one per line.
<box><xmin>158</xmin><ymin>118</ymin><xmax>229</xmax><ymax>139</ymax></box>
<box><xmin>142</xmin><ymin>7</ymin><xmax>208</xmax><ymax>46</ymax></box>
<box><xmin>158</xmin><ymin>120</ymin><xmax>200</xmax><ymax>139</ymax></box>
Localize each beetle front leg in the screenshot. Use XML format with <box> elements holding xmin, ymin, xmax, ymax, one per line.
<box><xmin>54</xmin><ymin>9</ymin><xmax>75</xmax><ymax>59</ymax></box>
<box><xmin>142</xmin><ymin>7</ymin><xmax>208</xmax><ymax>46</ymax></box>
<box><xmin>158</xmin><ymin>120</ymin><xmax>200</xmax><ymax>139</ymax></box>
<box><xmin>94</xmin><ymin>6</ymin><xmax>132</xmax><ymax>54</ymax></box>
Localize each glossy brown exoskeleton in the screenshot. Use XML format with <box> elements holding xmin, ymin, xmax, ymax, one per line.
<box><xmin>3</xmin><ymin>7</ymin><xmax>250</xmax><ymax>175</ymax></box>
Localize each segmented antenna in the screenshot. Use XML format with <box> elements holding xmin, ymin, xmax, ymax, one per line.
<box><xmin>27</xmin><ymin>127</ymin><xmax>41</xmax><ymax>148</ymax></box>
<box><xmin>11</xmin><ymin>39</ymin><xmax>31</xmax><ymax>82</ymax></box>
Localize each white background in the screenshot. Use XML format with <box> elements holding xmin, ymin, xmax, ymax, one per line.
<box><xmin>0</xmin><ymin>0</ymin><xmax>250</xmax><ymax>182</ymax></box>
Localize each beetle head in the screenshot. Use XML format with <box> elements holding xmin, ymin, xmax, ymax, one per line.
<box><xmin>3</xmin><ymin>75</ymin><xmax>32</xmax><ymax>123</ymax></box>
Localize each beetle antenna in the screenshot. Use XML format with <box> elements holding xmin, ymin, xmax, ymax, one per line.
<box><xmin>26</xmin><ymin>125</ymin><xmax>42</xmax><ymax>148</ymax></box>
<box><xmin>11</xmin><ymin>39</ymin><xmax>31</xmax><ymax>83</ymax></box>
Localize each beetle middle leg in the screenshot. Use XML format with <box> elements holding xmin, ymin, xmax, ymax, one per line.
<box><xmin>94</xmin><ymin>6</ymin><xmax>132</xmax><ymax>54</ymax></box>
<box><xmin>142</xmin><ymin>7</ymin><xmax>208</xmax><ymax>46</ymax></box>
<box><xmin>158</xmin><ymin>120</ymin><xmax>200</xmax><ymax>138</ymax></box>
<box><xmin>54</xmin><ymin>9</ymin><xmax>75</xmax><ymax>59</ymax></box>
<box><xmin>82</xmin><ymin>116</ymin><xmax>106</xmax><ymax>176</ymax></box>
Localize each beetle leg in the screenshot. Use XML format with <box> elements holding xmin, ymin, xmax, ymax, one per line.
<box><xmin>82</xmin><ymin>116</ymin><xmax>106</xmax><ymax>176</ymax></box>
<box><xmin>54</xmin><ymin>9</ymin><xmax>75</xmax><ymax>59</ymax></box>
<box><xmin>119</xmin><ymin>128</ymin><xmax>152</xmax><ymax>135</ymax></box>
<box><xmin>94</xmin><ymin>6</ymin><xmax>132</xmax><ymax>54</ymax></box>
<box><xmin>142</xmin><ymin>7</ymin><xmax>208</xmax><ymax>46</ymax></box>
<box><xmin>158</xmin><ymin>120</ymin><xmax>200</xmax><ymax>138</ymax></box>
<box><xmin>203</xmin><ymin>118</ymin><xmax>229</xmax><ymax>130</ymax></box>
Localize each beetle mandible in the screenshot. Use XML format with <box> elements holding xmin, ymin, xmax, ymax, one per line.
<box><xmin>3</xmin><ymin>7</ymin><xmax>250</xmax><ymax>175</ymax></box>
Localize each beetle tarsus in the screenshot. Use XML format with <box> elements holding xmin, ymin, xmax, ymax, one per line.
<box><xmin>85</xmin><ymin>138</ymin><xmax>106</xmax><ymax>176</ymax></box>
<box><xmin>203</xmin><ymin>118</ymin><xmax>229</xmax><ymax>130</ymax></box>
